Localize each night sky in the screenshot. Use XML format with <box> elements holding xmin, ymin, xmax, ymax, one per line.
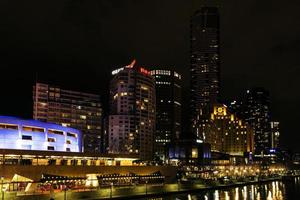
<box><xmin>0</xmin><ymin>0</ymin><xmax>300</xmax><ymax>151</ymax></box>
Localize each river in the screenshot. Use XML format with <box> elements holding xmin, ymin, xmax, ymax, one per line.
<box><xmin>140</xmin><ymin>177</ymin><xmax>300</xmax><ymax>200</ymax></box>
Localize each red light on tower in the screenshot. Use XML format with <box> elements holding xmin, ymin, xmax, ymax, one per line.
<box><xmin>140</xmin><ymin>67</ymin><xmax>150</xmax><ymax>75</ymax></box>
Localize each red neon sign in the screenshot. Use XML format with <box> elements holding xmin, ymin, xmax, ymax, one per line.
<box><xmin>140</xmin><ymin>67</ymin><xmax>150</xmax><ymax>75</ymax></box>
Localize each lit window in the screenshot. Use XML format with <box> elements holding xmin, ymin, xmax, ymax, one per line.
<box><xmin>48</xmin><ymin>138</ymin><xmax>56</xmax><ymax>142</ymax></box>
<box><xmin>0</xmin><ymin>123</ymin><xmax>18</xmax><ymax>130</ymax></box>
<box><xmin>22</xmin><ymin>126</ymin><xmax>45</xmax><ymax>133</ymax></box>
<box><xmin>80</xmin><ymin>115</ymin><xmax>86</xmax><ymax>120</ymax></box>
<box><xmin>48</xmin><ymin>129</ymin><xmax>64</xmax><ymax>135</ymax></box>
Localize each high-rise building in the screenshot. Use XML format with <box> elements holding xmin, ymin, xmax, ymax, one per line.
<box><xmin>270</xmin><ymin>121</ymin><xmax>280</xmax><ymax>149</ymax></box>
<box><xmin>207</xmin><ymin>105</ymin><xmax>254</xmax><ymax>155</ymax></box>
<box><xmin>33</xmin><ymin>82</ymin><xmax>102</xmax><ymax>153</ymax></box>
<box><xmin>190</xmin><ymin>7</ymin><xmax>220</xmax><ymax>140</ymax></box>
<box><xmin>150</xmin><ymin>69</ymin><xmax>182</xmax><ymax>161</ymax></box>
<box><xmin>244</xmin><ymin>88</ymin><xmax>272</xmax><ymax>155</ymax></box>
<box><xmin>108</xmin><ymin>60</ymin><xmax>156</xmax><ymax>160</ymax></box>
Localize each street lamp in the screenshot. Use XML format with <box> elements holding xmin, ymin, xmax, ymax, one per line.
<box><xmin>1</xmin><ymin>177</ymin><xmax>4</xmax><ymax>200</ymax></box>
<box><xmin>145</xmin><ymin>181</ymin><xmax>148</xmax><ymax>195</ymax></box>
<box><xmin>110</xmin><ymin>182</ymin><xmax>113</xmax><ymax>198</ymax></box>
<box><xmin>64</xmin><ymin>180</ymin><xmax>68</xmax><ymax>200</ymax></box>
<box><xmin>177</xmin><ymin>179</ymin><xmax>180</xmax><ymax>192</ymax></box>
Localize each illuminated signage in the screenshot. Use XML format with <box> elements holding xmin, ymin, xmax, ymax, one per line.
<box><xmin>112</xmin><ymin>67</ymin><xmax>124</xmax><ymax>75</ymax></box>
<box><xmin>140</xmin><ymin>67</ymin><xmax>150</xmax><ymax>75</ymax></box>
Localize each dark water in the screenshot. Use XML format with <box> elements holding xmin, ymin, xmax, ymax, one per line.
<box><xmin>142</xmin><ymin>177</ymin><xmax>300</xmax><ymax>200</ymax></box>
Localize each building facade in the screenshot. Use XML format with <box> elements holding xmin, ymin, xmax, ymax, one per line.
<box><xmin>270</xmin><ymin>121</ymin><xmax>280</xmax><ymax>149</ymax></box>
<box><xmin>243</xmin><ymin>88</ymin><xmax>272</xmax><ymax>155</ymax></box>
<box><xmin>207</xmin><ymin>105</ymin><xmax>254</xmax><ymax>156</ymax></box>
<box><xmin>190</xmin><ymin>7</ymin><xmax>221</xmax><ymax>140</ymax></box>
<box><xmin>150</xmin><ymin>69</ymin><xmax>182</xmax><ymax>161</ymax></box>
<box><xmin>0</xmin><ymin>116</ymin><xmax>82</xmax><ymax>152</ymax></box>
<box><xmin>33</xmin><ymin>82</ymin><xmax>102</xmax><ymax>153</ymax></box>
<box><xmin>108</xmin><ymin>61</ymin><xmax>156</xmax><ymax>160</ymax></box>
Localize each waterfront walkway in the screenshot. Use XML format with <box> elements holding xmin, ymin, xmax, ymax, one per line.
<box><xmin>2</xmin><ymin>177</ymin><xmax>284</xmax><ymax>200</ymax></box>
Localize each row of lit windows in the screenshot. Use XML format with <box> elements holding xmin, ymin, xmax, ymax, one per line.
<box><xmin>0</xmin><ymin>123</ymin><xmax>77</xmax><ymax>138</ymax></box>
<box><xmin>156</xmin><ymin>81</ymin><xmax>171</xmax><ymax>85</ymax></box>
<box><xmin>21</xmin><ymin>135</ymin><xmax>72</xmax><ymax>144</ymax></box>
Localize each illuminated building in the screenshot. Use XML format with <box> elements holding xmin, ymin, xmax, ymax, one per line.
<box><xmin>208</xmin><ymin>105</ymin><xmax>254</xmax><ymax>156</ymax></box>
<box><xmin>109</xmin><ymin>60</ymin><xmax>156</xmax><ymax>160</ymax></box>
<box><xmin>242</xmin><ymin>88</ymin><xmax>272</xmax><ymax>155</ymax></box>
<box><xmin>190</xmin><ymin>7</ymin><xmax>220</xmax><ymax>140</ymax></box>
<box><xmin>0</xmin><ymin>149</ymin><xmax>177</xmax><ymax>192</ymax></box>
<box><xmin>271</xmin><ymin>121</ymin><xmax>280</xmax><ymax>149</ymax></box>
<box><xmin>150</xmin><ymin>69</ymin><xmax>182</xmax><ymax>161</ymax></box>
<box><xmin>0</xmin><ymin>116</ymin><xmax>82</xmax><ymax>152</ymax></box>
<box><xmin>167</xmin><ymin>140</ymin><xmax>211</xmax><ymax>165</ymax></box>
<box><xmin>33</xmin><ymin>82</ymin><xmax>102</xmax><ymax>153</ymax></box>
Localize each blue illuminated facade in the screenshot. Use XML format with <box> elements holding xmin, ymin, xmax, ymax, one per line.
<box><xmin>0</xmin><ymin>116</ymin><xmax>82</xmax><ymax>152</ymax></box>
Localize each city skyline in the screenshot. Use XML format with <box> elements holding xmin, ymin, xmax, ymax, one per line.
<box><xmin>0</xmin><ymin>0</ymin><xmax>300</xmax><ymax>152</ymax></box>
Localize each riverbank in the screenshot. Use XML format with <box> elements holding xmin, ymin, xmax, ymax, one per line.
<box><xmin>10</xmin><ymin>176</ymin><xmax>292</xmax><ymax>200</ymax></box>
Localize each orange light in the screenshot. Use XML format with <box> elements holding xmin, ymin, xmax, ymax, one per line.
<box><xmin>126</xmin><ymin>59</ymin><xmax>136</xmax><ymax>68</ymax></box>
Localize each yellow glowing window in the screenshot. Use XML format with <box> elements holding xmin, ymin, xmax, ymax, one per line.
<box><xmin>192</xmin><ymin>148</ymin><xmax>198</xmax><ymax>158</ymax></box>
<box><xmin>0</xmin><ymin>123</ymin><xmax>18</xmax><ymax>130</ymax></box>
<box><xmin>23</xmin><ymin>126</ymin><xmax>45</xmax><ymax>133</ymax></box>
<box><xmin>48</xmin><ymin>138</ymin><xmax>56</xmax><ymax>142</ymax></box>
<box><xmin>80</xmin><ymin>115</ymin><xmax>87</xmax><ymax>120</ymax></box>
<box><xmin>48</xmin><ymin>129</ymin><xmax>64</xmax><ymax>135</ymax></box>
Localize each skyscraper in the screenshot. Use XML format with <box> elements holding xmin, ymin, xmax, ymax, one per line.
<box><xmin>33</xmin><ymin>82</ymin><xmax>102</xmax><ymax>153</ymax></box>
<box><xmin>190</xmin><ymin>7</ymin><xmax>220</xmax><ymax>140</ymax></box>
<box><xmin>270</xmin><ymin>121</ymin><xmax>280</xmax><ymax>149</ymax></box>
<box><xmin>108</xmin><ymin>60</ymin><xmax>156</xmax><ymax>160</ymax></box>
<box><xmin>150</xmin><ymin>69</ymin><xmax>182</xmax><ymax>161</ymax></box>
<box><xmin>244</xmin><ymin>88</ymin><xmax>272</xmax><ymax>155</ymax></box>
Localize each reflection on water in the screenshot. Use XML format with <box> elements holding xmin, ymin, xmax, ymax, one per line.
<box><xmin>143</xmin><ymin>177</ymin><xmax>300</xmax><ymax>200</ymax></box>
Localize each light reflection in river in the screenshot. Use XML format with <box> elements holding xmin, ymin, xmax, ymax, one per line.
<box><xmin>143</xmin><ymin>177</ymin><xmax>300</xmax><ymax>200</ymax></box>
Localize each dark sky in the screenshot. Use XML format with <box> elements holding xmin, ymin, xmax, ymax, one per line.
<box><xmin>0</xmin><ymin>0</ymin><xmax>300</xmax><ymax>151</ymax></box>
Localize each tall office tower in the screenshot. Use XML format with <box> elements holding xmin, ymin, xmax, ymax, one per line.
<box><xmin>108</xmin><ymin>60</ymin><xmax>156</xmax><ymax>160</ymax></box>
<box><xmin>270</xmin><ymin>121</ymin><xmax>280</xmax><ymax>149</ymax></box>
<box><xmin>150</xmin><ymin>69</ymin><xmax>182</xmax><ymax>161</ymax></box>
<box><xmin>190</xmin><ymin>7</ymin><xmax>220</xmax><ymax>140</ymax></box>
<box><xmin>228</xmin><ymin>100</ymin><xmax>244</xmax><ymax>118</ymax></box>
<box><xmin>33</xmin><ymin>82</ymin><xmax>102</xmax><ymax>153</ymax></box>
<box><xmin>209</xmin><ymin>105</ymin><xmax>254</xmax><ymax>155</ymax></box>
<box><xmin>243</xmin><ymin>88</ymin><xmax>272</xmax><ymax>155</ymax></box>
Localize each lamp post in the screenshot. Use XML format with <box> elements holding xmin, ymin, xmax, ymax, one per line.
<box><xmin>177</xmin><ymin>179</ymin><xmax>180</xmax><ymax>192</ymax></box>
<box><xmin>64</xmin><ymin>180</ymin><xmax>67</xmax><ymax>200</ymax></box>
<box><xmin>1</xmin><ymin>177</ymin><xmax>4</xmax><ymax>200</ymax></box>
<box><xmin>145</xmin><ymin>181</ymin><xmax>148</xmax><ymax>195</ymax></box>
<box><xmin>110</xmin><ymin>182</ymin><xmax>113</xmax><ymax>198</ymax></box>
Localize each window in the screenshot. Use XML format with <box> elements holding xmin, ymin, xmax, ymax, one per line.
<box><xmin>66</xmin><ymin>148</ymin><xmax>71</xmax><ymax>152</ymax></box>
<box><xmin>47</xmin><ymin>146</ymin><xmax>55</xmax><ymax>151</ymax></box>
<box><xmin>48</xmin><ymin>138</ymin><xmax>56</xmax><ymax>142</ymax></box>
<box><xmin>48</xmin><ymin>129</ymin><xmax>64</xmax><ymax>135</ymax></box>
<box><xmin>22</xmin><ymin>126</ymin><xmax>45</xmax><ymax>133</ymax></box>
<box><xmin>66</xmin><ymin>140</ymin><xmax>71</xmax><ymax>144</ymax></box>
<box><xmin>0</xmin><ymin>123</ymin><xmax>18</xmax><ymax>130</ymax></box>
<box><xmin>22</xmin><ymin>135</ymin><xmax>32</xmax><ymax>140</ymax></box>
<box><xmin>67</xmin><ymin>132</ymin><xmax>77</xmax><ymax>138</ymax></box>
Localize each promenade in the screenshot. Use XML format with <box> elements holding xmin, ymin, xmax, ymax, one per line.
<box><xmin>2</xmin><ymin>177</ymin><xmax>284</xmax><ymax>200</ymax></box>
